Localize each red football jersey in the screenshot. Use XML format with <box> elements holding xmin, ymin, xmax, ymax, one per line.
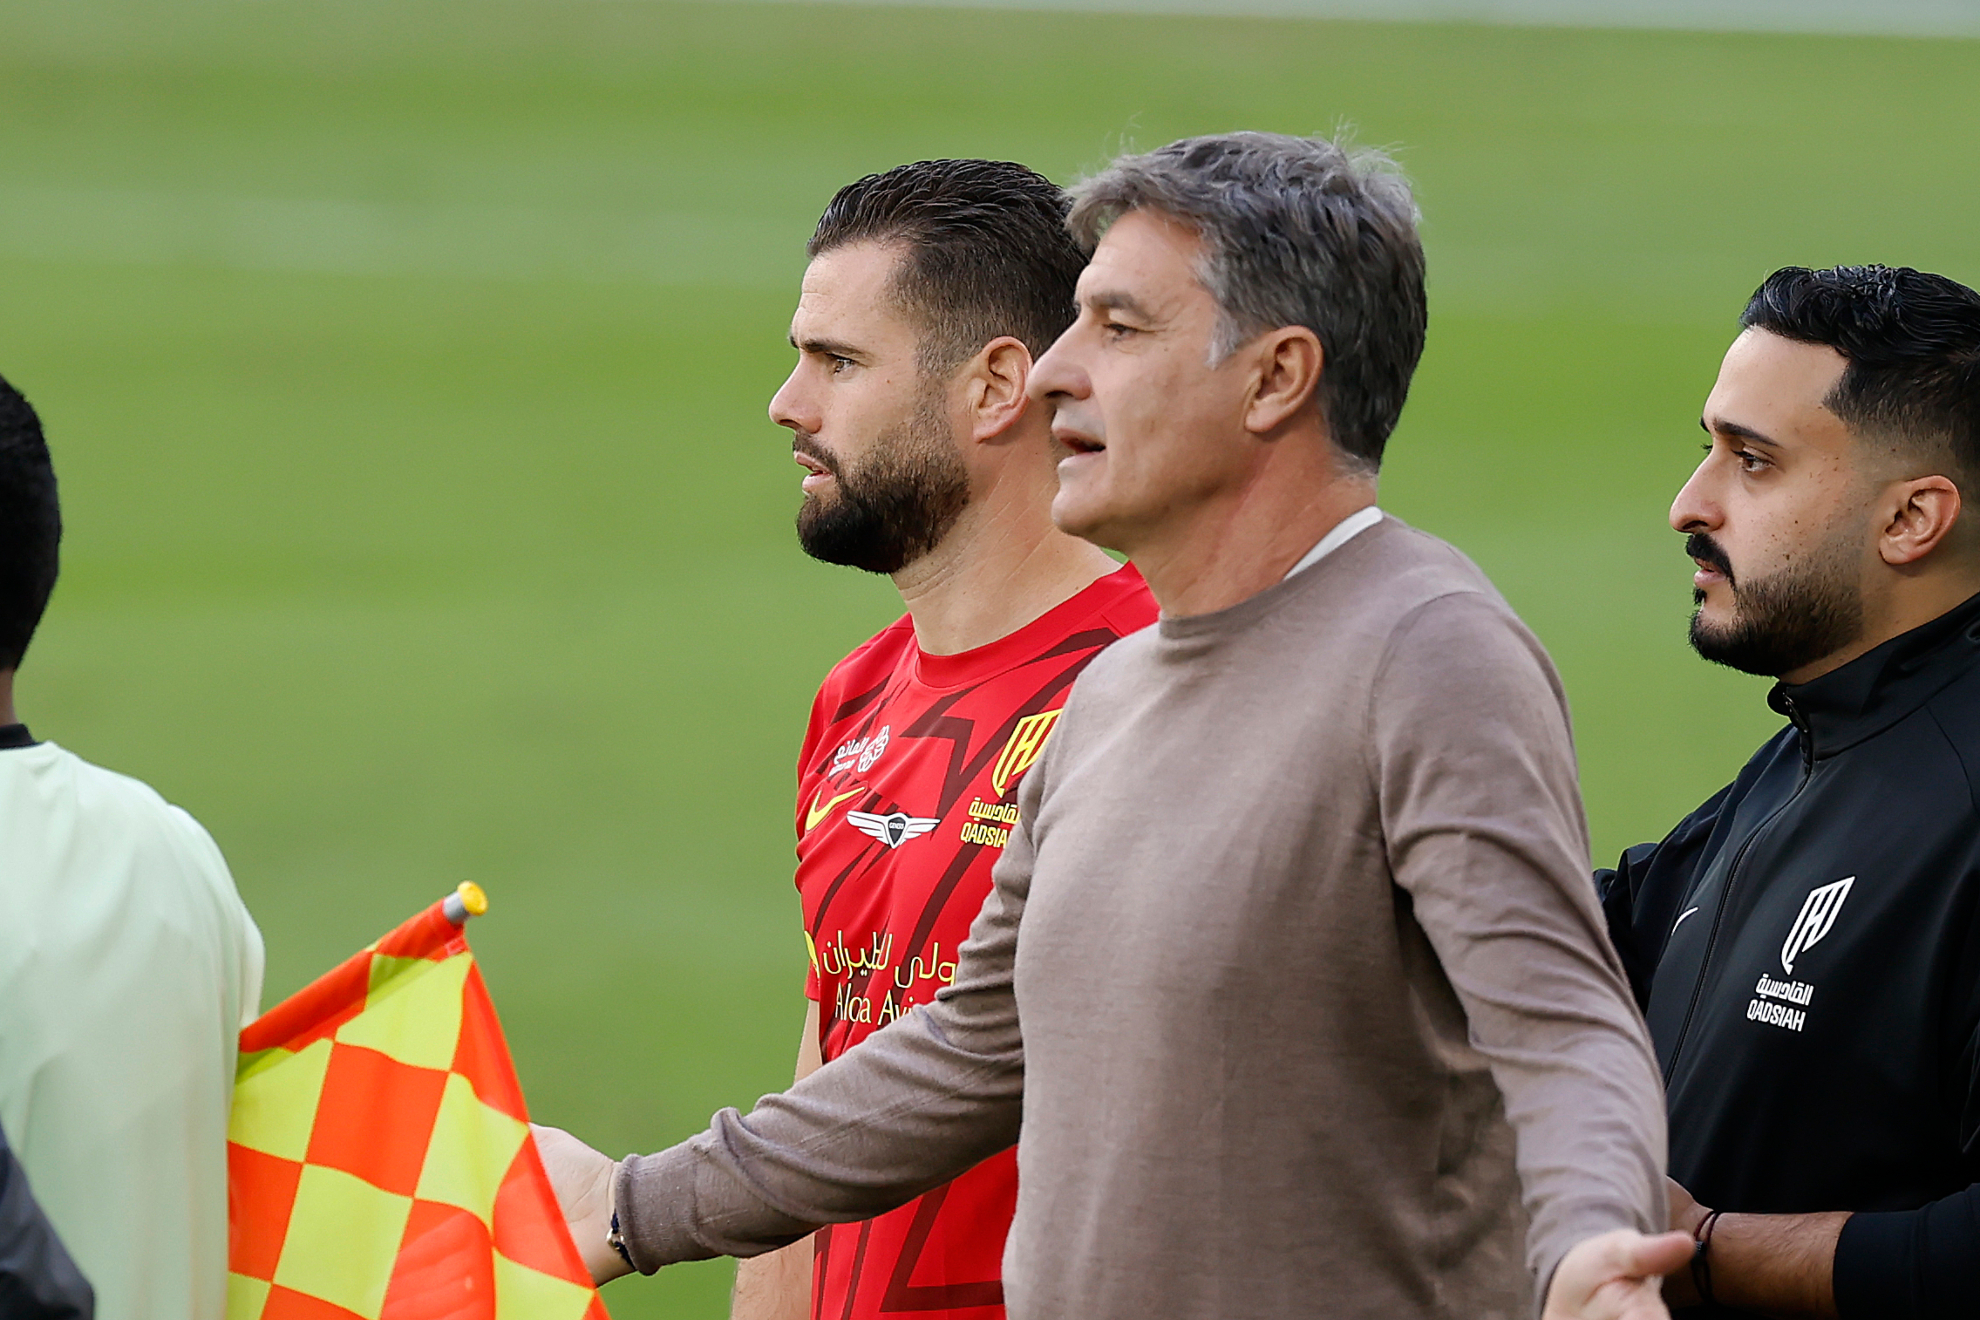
<box><xmin>793</xmin><ymin>565</ymin><xmax>1156</xmax><ymax>1320</ymax></box>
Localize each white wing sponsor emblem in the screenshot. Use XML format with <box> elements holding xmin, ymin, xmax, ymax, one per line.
<box><xmin>846</xmin><ymin>810</ymin><xmax>942</xmax><ymax>849</ymax></box>
<box><xmin>1781</xmin><ymin>876</ymin><xmax>1854</xmax><ymax>975</ymax></box>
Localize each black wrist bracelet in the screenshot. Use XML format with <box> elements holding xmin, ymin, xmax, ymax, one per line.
<box><xmin>1690</xmin><ymin>1208</ymin><xmax>1725</xmax><ymax>1307</ymax></box>
<box><xmin>609</xmin><ymin>1209</ymin><xmax>634</xmax><ymax>1268</ymax></box>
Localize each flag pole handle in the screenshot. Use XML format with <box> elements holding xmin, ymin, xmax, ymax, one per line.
<box><xmin>443</xmin><ymin>882</ymin><xmax>489</xmax><ymax>925</ymax></box>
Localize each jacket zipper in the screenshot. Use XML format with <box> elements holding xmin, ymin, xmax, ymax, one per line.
<box><xmin>1660</xmin><ymin>696</ymin><xmax>1816</xmax><ymax>1085</ymax></box>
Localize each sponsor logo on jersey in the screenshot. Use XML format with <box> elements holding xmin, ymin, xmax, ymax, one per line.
<box><xmin>958</xmin><ymin>797</ymin><xmax>1019</xmax><ymax>848</ymax></box>
<box><xmin>846</xmin><ymin>809</ymin><xmax>941</xmax><ymax>849</ymax></box>
<box><xmin>816</xmin><ymin>931</ymin><xmax>959</xmax><ymax>1028</ymax></box>
<box><xmin>1744</xmin><ymin>875</ymin><xmax>1855</xmax><ymax>1034</ymax></box>
<box><xmin>829</xmin><ymin>725</ymin><xmax>890</xmax><ymax>778</ymax></box>
<box><xmin>1781</xmin><ymin>876</ymin><xmax>1853</xmax><ymax>975</ymax></box>
<box><xmin>991</xmin><ymin>710</ymin><xmax>1061</xmax><ymax>797</ymax></box>
<box><xmin>803</xmin><ymin>786</ymin><xmax>862</xmax><ymax>833</ymax></box>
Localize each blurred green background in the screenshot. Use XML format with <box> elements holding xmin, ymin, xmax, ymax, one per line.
<box><xmin>2</xmin><ymin>2</ymin><xmax>1976</xmax><ymax>1313</ymax></box>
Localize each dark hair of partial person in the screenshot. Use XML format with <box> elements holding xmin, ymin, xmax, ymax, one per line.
<box><xmin>1067</xmin><ymin>131</ymin><xmax>1426</xmax><ymax>475</ymax></box>
<box><xmin>808</xmin><ymin>159</ymin><xmax>1087</xmax><ymax>375</ymax></box>
<box><xmin>1741</xmin><ymin>265</ymin><xmax>1980</xmax><ymax>484</ymax></box>
<box><xmin>0</xmin><ymin>375</ymin><xmax>60</xmax><ymax>673</ymax></box>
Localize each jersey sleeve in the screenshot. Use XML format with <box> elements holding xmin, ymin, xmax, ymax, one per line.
<box><xmin>795</xmin><ymin>679</ymin><xmax>837</xmax><ymax>1004</ymax></box>
<box><xmin>794</xmin><ymin>682</ymin><xmax>835</xmax><ymax>845</ymax></box>
<box><xmin>166</xmin><ymin>803</ymin><xmax>266</xmax><ymax>1030</ymax></box>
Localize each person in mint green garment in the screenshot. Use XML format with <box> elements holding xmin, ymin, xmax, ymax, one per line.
<box><xmin>0</xmin><ymin>374</ymin><xmax>263</xmax><ymax>1320</ymax></box>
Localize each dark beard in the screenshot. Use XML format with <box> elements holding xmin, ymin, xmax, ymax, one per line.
<box><xmin>1686</xmin><ymin>529</ymin><xmax>1865</xmax><ymax>678</ymax></box>
<box><xmin>794</xmin><ymin>388</ymin><xmax>969</xmax><ymax>575</ymax></box>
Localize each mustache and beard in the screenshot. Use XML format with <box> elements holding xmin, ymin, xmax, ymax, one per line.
<box><xmin>1686</xmin><ymin>526</ymin><xmax>1865</xmax><ymax>678</ymax></box>
<box><xmin>794</xmin><ymin>384</ymin><xmax>970</xmax><ymax>575</ymax></box>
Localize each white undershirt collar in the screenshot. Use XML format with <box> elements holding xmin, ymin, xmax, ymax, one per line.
<box><xmin>1283</xmin><ymin>506</ymin><xmax>1384</xmax><ymax>580</ymax></box>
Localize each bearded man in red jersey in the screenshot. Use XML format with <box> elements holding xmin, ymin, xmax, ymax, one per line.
<box><xmin>723</xmin><ymin>161</ymin><xmax>1155</xmax><ymax>1320</ymax></box>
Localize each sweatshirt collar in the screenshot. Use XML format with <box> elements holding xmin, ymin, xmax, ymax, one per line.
<box><xmin>0</xmin><ymin>724</ymin><xmax>34</xmax><ymax>750</ymax></box>
<box><xmin>1283</xmin><ymin>506</ymin><xmax>1384</xmax><ymax>580</ymax></box>
<box><xmin>1768</xmin><ymin>590</ymin><xmax>1980</xmax><ymax>758</ymax></box>
<box><xmin>1158</xmin><ymin>514</ymin><xmax>1397</xmax><ymax>643</ymax></box>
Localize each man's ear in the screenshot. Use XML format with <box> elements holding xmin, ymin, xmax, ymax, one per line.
<box><xmin>1242</xmin><ymin>327</ymin><xmax>1324</xmax><ymax>437</ymax></box>
<box><xmin>1880</xmin><ymin>474</ymin><xmax>1963</xmax><ymax>566</ymax></box>
<box><xmin>966</xmin><ymin>337</ymin><xmax>1034</xmax><ymax>445</ymax></box>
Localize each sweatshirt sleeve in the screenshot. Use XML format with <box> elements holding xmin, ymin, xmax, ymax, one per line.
<box><xmin>612</xmin><ymin>776</ymin><xmax>1035</xmax><ymax>1270</ymax></box>
<box><xmin>1833</xmin><ymin>1188</ymin><xmax>1980</xmax><ymax>1318</ymax></box>
<box><xmin>1369</xmin><ymin>590</ymin><xmax>1667</xmax><ymax>1302</ymax></box>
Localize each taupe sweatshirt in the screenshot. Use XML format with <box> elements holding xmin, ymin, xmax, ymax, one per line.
<box><xmin>618</xmin><ymin>516</ymin><xmax>1665</xmax><ymax>1318</ymax></box>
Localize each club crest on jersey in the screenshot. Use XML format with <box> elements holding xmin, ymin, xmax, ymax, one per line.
<box><xmin>1782</xmin><ymin>876</ymin><xmax>1853</xmax><ymax>975</ymax></box>
<box><xmin>991</xmin><ymin>710</ymin><xmax>1061</xmax><ymax>797</ymax></box>
<box><xmin>847</xmin><ymin>809</ymin><xmax>941</xmax><ymax>849</ymax></box>
<box><xmin>830</xmin><ymin>725</ymin><xmax>890</xmax><ymax>777</ymax></box>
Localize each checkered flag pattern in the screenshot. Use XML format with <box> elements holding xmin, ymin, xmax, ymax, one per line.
<box><xmin>227</xmin><ymin>885</ymin><xmax>609</xmax><ymax>1320</ymax></box>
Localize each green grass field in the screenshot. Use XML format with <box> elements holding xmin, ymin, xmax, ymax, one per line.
<box><xmin>3</xmin><ymin>3</ymin><xmax>1977</xmax><ymax>1313</ymax></box>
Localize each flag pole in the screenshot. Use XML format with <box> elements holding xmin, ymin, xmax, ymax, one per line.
<box><xmin>442</xmin><ymin>881</ymin><xmax>489</xmax><ymax>925</ymax></box>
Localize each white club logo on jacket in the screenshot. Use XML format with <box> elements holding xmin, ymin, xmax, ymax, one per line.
<box><xmin>1746</xmin><ymin>875</ymin><xmax>1854</xmax><ymax>1035</ymax></box>
<box><xmin>1781</xmin><ymin>876</ymin><xmax>1854</xmax><ymax>975</ymax></box>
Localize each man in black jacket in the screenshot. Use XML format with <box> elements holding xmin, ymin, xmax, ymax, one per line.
<box><xmin>0</xmin><ymin>1120</ymin><xmax>91</xmax><ymax>1320</ymax></box>
<box><xmin>1602</xmin><ymin>264</ymin><xmax>1980</xmax><ymax>1318</ymax></box>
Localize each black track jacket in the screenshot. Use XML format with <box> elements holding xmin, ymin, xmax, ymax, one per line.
<box><xmin>1600</xmin><ymin>593</ymin><xmax>1980</xmax><ymax>1318</ymax></box>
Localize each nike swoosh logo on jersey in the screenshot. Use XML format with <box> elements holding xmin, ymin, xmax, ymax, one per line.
<box><xmin>804</xmin><ymin>787</ymin><xmax>863</xmax><ymax>832</ymax></box>
<box><xmin>1672</xmin><ymin>906</ymin><xmax>1701</xmax><ymax>934</ymax></box>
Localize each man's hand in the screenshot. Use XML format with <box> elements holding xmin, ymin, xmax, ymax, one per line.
<box><xmin>1542</xmin><ymin>1228</ymin><xmax>1694</xmax><ymax>1320</ymax></box>
<box><xmin>531</xmin><ymin>1123</ymin><xmax>634</xmax><ymax>1286</ymax></box>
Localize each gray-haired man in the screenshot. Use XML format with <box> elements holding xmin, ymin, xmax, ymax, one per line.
<box><xmin>540</xmin><ymin>133</ymin><xmax>1687</xmax><ymax>1320</ymax></box>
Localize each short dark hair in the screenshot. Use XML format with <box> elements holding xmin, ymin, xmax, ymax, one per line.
<box><xmin>1068</xmin><ymin>132</ymin><xmax>1426</xmax><ymax>474</ymax></box>
<box><xmin>1741</xmin><ymin>265</ymin><xmax>1980</xmax><ymax>483</ymax></box>
<box><xmin>0</xmin><ymin>374</ymin><xmax>60</xmax><ymax>672</ymax></box>
<box><xmin>808</xmin><ymin>159</ymin><xmax>1087</xmax><ymax>375</ymax></box>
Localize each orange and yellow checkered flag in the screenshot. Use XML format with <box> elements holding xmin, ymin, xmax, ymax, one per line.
<box><xmin>227</xmin><ymin>884</ymin><xmax>608</xmax><ymax>1320</ymax></box>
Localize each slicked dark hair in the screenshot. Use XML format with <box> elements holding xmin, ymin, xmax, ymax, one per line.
<box><xmin>1069</xmin><ymin>132</ymin><xmax>1426</xmax><ymax>474</ymax></box>
<box><xmin>0</xmin><ymin>374</ymin><xmax>60</xmax><ymax>671</ymax></box>
<box><xmin>808</xmin><ymin>159</ymin><xmax>1087</xmax><ymax>376</ymax></box>
<box><xmin>1741</xmin><ymin>265</ymin><xmax>1980</xmax><ymax>483</ymax></box>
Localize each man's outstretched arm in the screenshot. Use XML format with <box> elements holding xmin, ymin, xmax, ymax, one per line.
<box><xmin>539</xmin><ymin>791</ymin><xmax>1039</xmax><ymax>1284</ymax></box>
<box><xmin>1371</xmin><ymin>594</ymin><xmax>1680</xmax><ymax>1314</ymax></box>
<box><xmin>729</xmin><ymin>1001</ymin><xmax>825</xmax><ymax>1320</ymax></box>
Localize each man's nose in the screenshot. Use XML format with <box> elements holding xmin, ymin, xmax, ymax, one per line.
<box><xmin>1027</xmin><ymin>335</ymin><xmax>1087</xmax><ymax>407</ymax></box>
<box><xmin>1670</xmin><ymin>458</ymin><xmax>1721</xmax><ymax>535</ymax></box>
<box><xmin>769</xmin><ymin>367</ymin><xmax>812</xmax><ymax>433</ymax></box>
